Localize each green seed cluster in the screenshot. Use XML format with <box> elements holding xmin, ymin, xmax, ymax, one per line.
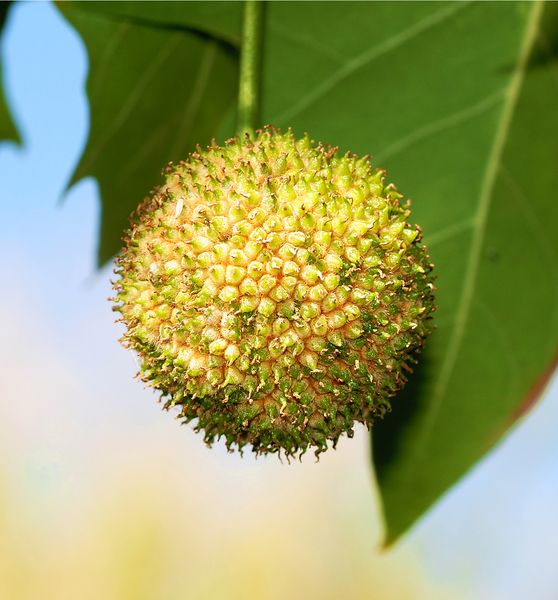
<box><xmin>114</xmin><ymin>129</ymin><xmax>434</xmax><ymax>456</ymax></box>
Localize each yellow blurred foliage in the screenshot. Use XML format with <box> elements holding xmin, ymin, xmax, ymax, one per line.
<box><xmin>0</xmin><ymin>459</ymin><xmax>462</xmax><ymax>600</ymax></box>
<box><xmin>0</xmin><ymin>301</ymin><xmax>463</xmax><ymax>600</ymax></box>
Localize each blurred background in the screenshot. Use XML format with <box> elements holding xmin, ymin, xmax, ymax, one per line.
<box><xmin>1</xmin><ymin>3</ymin><xmax>557</xmax><ymax>599</ymax></box>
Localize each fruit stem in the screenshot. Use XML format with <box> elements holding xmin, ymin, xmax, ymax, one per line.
<box><xmin>237</xmin><ymin>0</ymin><xmax>264</xmax><ymax>137</ymax></box>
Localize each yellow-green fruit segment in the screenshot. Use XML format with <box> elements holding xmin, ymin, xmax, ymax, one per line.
<box><xmin>114</xmin><ymin>129</ymin><xmax>434</xmax><ymax>456</ymax></box>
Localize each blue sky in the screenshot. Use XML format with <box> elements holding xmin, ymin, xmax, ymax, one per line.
<box><xmin>1</xmin><ymin>3</ymin><xmax>558</xmax><ymax>599</ymax></box>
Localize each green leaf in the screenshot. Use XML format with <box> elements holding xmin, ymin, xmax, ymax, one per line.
<box><xmin>57</xmin><ymin>2</ymin><xmax>238</xmax><ymax>264</ymax></box>
<box><xmin>0</xmin><ymin>1</ymin><xmax>19</xmax><ymax>143</ymax></box>
<box><xmin>369</xmin><ymin>1</ymin><xmax>558</xmax><ymax>544</ymax></box>
<box><xmin>175</xmin><ymin>0</ymin><xmax>558</xmax><ymax>541</ymax></box>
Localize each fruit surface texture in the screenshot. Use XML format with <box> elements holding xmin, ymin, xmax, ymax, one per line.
<box><xmin>114</xmin><ymin>129</ymin><xmax>435</xmax><ymax>456</ymax></box>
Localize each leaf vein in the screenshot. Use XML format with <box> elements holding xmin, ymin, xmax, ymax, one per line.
<box><xmin>117</xmin><ymin>40</ymin><xmax>221</xmax><ymax>184</ymax></box>
<box><xmin>89</xmin><ymin>22</ymin><xmax>130</xmax><ymax>98</ymax></box>
<box><xmin>81</xmin><ymin>34</ymin><xmax>182</xmax><ymax>174</ymax></box>
<box><xmin>415</xmin><ymin>1</ymin><xmax>546</xmax><ymax>453</ymax></box>
<box><xmin>424</xmin><ymin>217</ymin><xmax>475</xmax><ymax>249</ymax></box>
<box><xmin>268</xmin><ymin>21</ymin><xmax>346</xmax><ymax>64</ymax></box>
<box><xmin>271</xmin><ymin>2</ymin><xmax>471</xmax><ymax>125</ymax></box>
<box><xmin>169</xmin><ymin>41</ymin><xmax>219</xmax><ymax>157</ymax></box>
<box><xmin>376</xmin><ymin>89</ymin><xmax>504</xmax><ymax>164</ymax></box>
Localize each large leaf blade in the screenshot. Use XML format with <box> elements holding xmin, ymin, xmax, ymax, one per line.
<box><xmin>371</xmin><ymin>1</ymin><xmax>558</xmax><ymax>542</ymax></box>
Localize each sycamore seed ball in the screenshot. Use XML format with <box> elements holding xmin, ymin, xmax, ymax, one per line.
<box><xmin>114</xmin><ymin>128</ymin><xmax>435</xmax><ymax>456</ymax></box>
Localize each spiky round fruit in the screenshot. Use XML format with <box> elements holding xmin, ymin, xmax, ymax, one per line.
<box><xmin>114</xmin><ymin>128</ymin><xmax>434</xmax><ymax>456</ymax></box>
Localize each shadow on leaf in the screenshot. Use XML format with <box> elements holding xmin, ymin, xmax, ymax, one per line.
<box><xmin>371</xmin><ymin>346</ymin><xmax>432</xmax><ymax>477</ymax></box>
